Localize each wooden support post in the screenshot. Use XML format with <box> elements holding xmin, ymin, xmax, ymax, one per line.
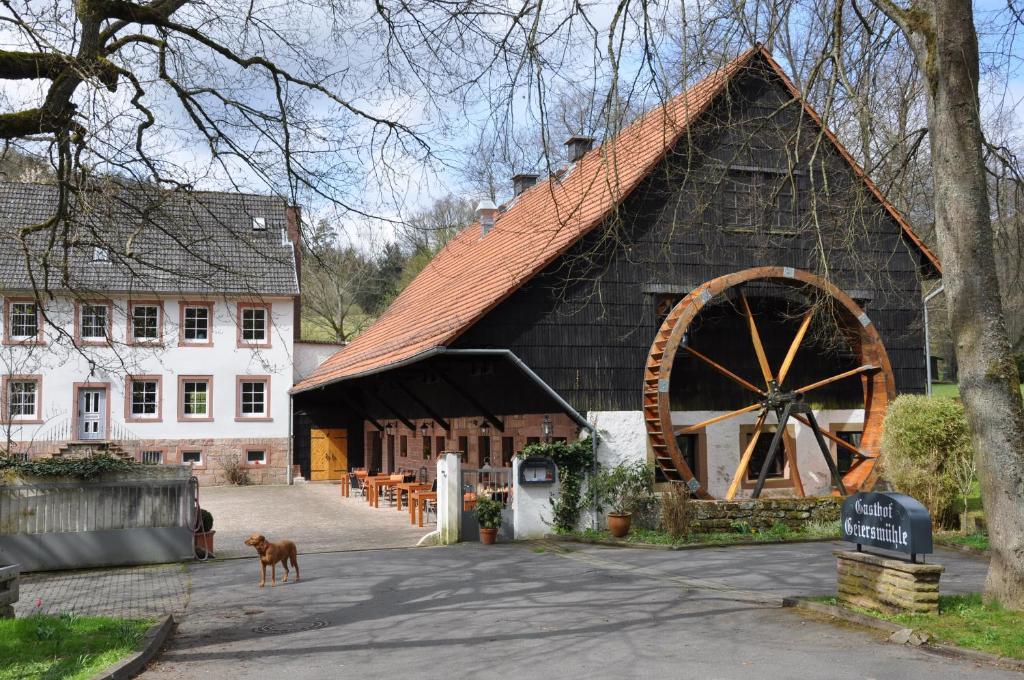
<box><xmin>752</xmin><ymin>403</ymin><xmax>792</xmax><ymax>498</ymax></box>
<box><xmin>800</xmin><ymin>406</ymin><xmax>848</xmax><ymax>495</ymax></box>
<box><xmin>394</xmin><ymin>381</ymin><xmax>450</xmax><ymax>431</ymax></box>
<box><xmin>359</xmin><ymin>389</ymin><xmax>416</xmax><ymax>431</ymax></box>
<box><xmin>436</xmin><ymin>372</ymin><xmax>505</xmax><ymax>432</ymax></box>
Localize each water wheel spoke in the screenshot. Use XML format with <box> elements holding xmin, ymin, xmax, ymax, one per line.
<box><xmin>726</xmin><ymin>412</ymin><xmax>767</xmax><ymax>500</ymax></box>
<box><xmin>776</xmin><ymin>309</ymin><xmax>814</xmax><ymax>386</ymax></box>
<box><xmin>782</xmin><ymin>436</ymin><xmax>805</xmax><ymax>497</ymax></box>
<box><xmin>794</xmin><ymin>364</ymin><xmax>878</xmax><ymax>395</ymax></box>
<box><xmin>740</xmin><ymin>291</ymin><xmax>774</xmax><ymax>386</ymax></box>
<box><xmin>683</xmin><ymin>346</ymin><xmax>766</xmax><ymax>396</ymax></box>
<box><xmin>791</xmin><ymin>413</ymin><xmax>870</xmax><ymax>458</ymax></box>
<box><xmin>674</xmin><ymin>403</ymin><xmax>763</xmax><ymax>436</ymax></box>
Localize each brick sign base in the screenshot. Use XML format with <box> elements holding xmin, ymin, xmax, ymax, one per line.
<box><xmin>0</xmin><ymin>565</ymin><xmax>19</xmax><ymax>619</ymax></box>
<box><xmin>835</xmin><ymin>550</ymin><xmax>943</xmax><ymax>614</ymax></box>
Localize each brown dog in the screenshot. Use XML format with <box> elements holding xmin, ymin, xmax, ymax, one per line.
<box><xmin>244</xmin><ymin>533</ymin><xmax>300</xmax><ymax>587</ymax></box>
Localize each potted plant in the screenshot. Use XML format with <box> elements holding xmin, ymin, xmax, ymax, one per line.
<box><xmin>595</xmin><ymin>461</ymin><xmax>655</xmax><ymax>538</ymax></box>
<box><xmin>194</xmin><ymin>508</ymin><xmax>215</xmax><ymax>556</ymax></box>
<box><xmin>473</xmin><ymin>494</ymin><xmax>504</xmax><ymax>544</ymax></box>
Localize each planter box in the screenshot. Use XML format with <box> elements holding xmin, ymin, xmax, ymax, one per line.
<box><xmin>0</xmin><ymin>564</ymin><xmax>19</xmax><ymax>618</ymax></box>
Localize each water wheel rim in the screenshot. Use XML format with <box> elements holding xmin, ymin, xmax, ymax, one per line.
<box><xmin>643</xmin><ymin>266</ymin><xmax>895</xmax><ymax>499</ymax></box>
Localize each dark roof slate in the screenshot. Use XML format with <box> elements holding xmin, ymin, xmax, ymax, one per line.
<box><xmin>0</xmin><ymin>182</ymin><xmax>299</xmax><ymax>297</ymax></box>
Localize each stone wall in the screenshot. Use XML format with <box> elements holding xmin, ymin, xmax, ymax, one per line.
<box><xmin>691</xmin><ymin>497</ymin><xmax>841</xmax><ymax>532</ymax></box>
<box><xmin>836</xmin><ymin>550</ymin><xmax>943</xmax><ymax>614</ymax></box>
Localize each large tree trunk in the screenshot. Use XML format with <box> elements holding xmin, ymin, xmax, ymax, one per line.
<box><xmin>902</xmin><ymin>0</ymin><xmax>1024</xmax><ymax>608</ymax></box>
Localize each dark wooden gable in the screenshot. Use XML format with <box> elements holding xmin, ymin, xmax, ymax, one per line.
<box><xmin>453</xmin><ymin>59</ymin><xmax>927</xmax><ymax>412</ymax></box>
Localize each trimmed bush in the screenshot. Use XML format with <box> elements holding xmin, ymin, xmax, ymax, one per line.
<box><xmin>880</xmin><ymin>395</ymin><xmax>974</xmax><ymax>526</ymax></box>
<box><xmin>659</xmin><ymin>482</ymin><xmax>696</xmax><ymax>540</ymax></box>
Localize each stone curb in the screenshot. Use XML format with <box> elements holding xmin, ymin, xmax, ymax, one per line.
<box><xmin>89</xmin><ymin>614</ymin><xmax>174</xmax><ymax>680</ymax></box>
<box><xmin>782</xmin><ymin>598</ymin><xmax>1024</xmax><ymax>674</ymax></box>
<box><xmin>551</xmin><ymin>535</ymin><xmax>840</xmax><ymax>551</ymax></box>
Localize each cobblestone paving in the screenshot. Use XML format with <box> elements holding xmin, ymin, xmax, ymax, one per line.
<box><xmin>14</xmin><ymin>563</ymin><xmax>189</xmax><ymax>620</ymax></box>
<box><xmin>196</xmin><ymin>482</ymin><xmax>431</xmax><ymax>559</ymax></box>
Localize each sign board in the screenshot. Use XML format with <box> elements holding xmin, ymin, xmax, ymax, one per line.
<box><xmin>841</xmin><ymin>492</ymin><xmax>933</xmax><ymax>561</ymax></box>
<box><xmin>519</xmin><ymin>456</ymin><xmax>557</xmax><ymax>485</ymax></box>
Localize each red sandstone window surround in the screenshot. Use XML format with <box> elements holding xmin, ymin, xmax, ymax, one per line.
<box><xmin>74</xmin><ymin>300</ymin><xmax>112</xmax><ymax>346</ymax></box>
<box><xmin>128</xmin><ymin>301</ymin><xmax>164</xmax><ymax>345</ymax></box>
<box><xmin>235</xmin><ymin>376</ymin><xmax>272</xmax><ymax>421</ymax></box>
<box><xmin>237</xmin><ymin>303</ymin><xmax>272</xmax><ymax>348</ymax></box>
<box><xmin>178</xmin><ymin>375</ymin><xmax>213</xmax><ymax>422</ymax></box>
<box><xmin>125</xmin><ymin>375</ymin><xmax>162</xmax><ymax>423</ymax></box>
<box><xmin>2</xmin><ymin>375</ymin><xmax>43</xmax><ymax>424</ymax></box>
<box><xmin>3</xmin><ymin>298</ymin><xmax>44</xmax><ymax>345</ymax></box>
<box><xmin>179</xmin><ymin>301</ymin><xmax>214</xmax><ymax>347</ymax></box>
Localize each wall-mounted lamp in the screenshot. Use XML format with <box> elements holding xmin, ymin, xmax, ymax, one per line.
<box><xmin>541</xmin><ymin>414</ymin><xmax>553</xmax><ymax>442</ymax></box>
<box><xmin>479</xmin><ymin>420</ymin><xmax>491</xmax><ymax>436</ymax></box>
<box><xmin>384</xmin><ymin>422</ymin><xmax>395</xmax><ymax>435</ymax></box>
<box><xmin>419</xmin><ymin>422</ymin><xmax>431</xmax><ymax>436</ymax></box>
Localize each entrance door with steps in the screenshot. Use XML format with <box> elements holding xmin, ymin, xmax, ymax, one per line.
<box><xmin>78</xmin><ymin>388</ymin><xmax>106</xmax><ymax>440</ymax></box>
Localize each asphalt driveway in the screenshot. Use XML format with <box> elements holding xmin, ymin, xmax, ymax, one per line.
<box><xmin>142</xmin><ymin>540</ymin><xmax>1014</xmax><ymax>680</ymax></box>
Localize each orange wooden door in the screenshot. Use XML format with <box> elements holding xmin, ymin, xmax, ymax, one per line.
<box><xmin>311</xmin><ymin>428</ymin><xmax>348</xmax><ymax>481</ymax></box>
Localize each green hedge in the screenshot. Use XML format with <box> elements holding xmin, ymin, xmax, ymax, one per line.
<box><xmin>880</xmin><ymin>395</ymin><xmax>973</xmax><ymax>525</ymax></box>
<box><xmin>0</xmin><ymin>454</ymin><xmax>139</xmax><ymax>479</ymax></box>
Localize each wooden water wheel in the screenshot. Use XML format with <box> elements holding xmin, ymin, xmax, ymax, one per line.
<box><xmin>643</xmin><ymin>267</ymin><xmax>895</xmax><ymax>500</ymax></box>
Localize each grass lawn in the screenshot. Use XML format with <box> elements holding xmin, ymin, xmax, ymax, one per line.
<box><xmin>0</xmin><ymin>613</ymin><xmax>153</xmax><ymax>680</ymax></box>
<box><xmin>818</xmin><ymin>594</ymin><xmax>1024</xmax><ymax>661</ymax></box>
<box><xmin>936</xmin><ymin>531</ymin><xmax>989</xmax><ymax>552</ymax></box>
<box><xmin>930</xmin><ymin>381</ymin><xmax>1024</xmax><ymax>399</ymax></box>
<box><xmin>573</xmin><ymin>519</ymin><xmax>840</xmax><ymax>547</ymax></box>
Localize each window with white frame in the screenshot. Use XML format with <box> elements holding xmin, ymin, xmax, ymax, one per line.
<box><xmin>80</xmin><ymin>304</ymin><xmax>108</xmax><ymax>340</ymax></box>
<box><xmin>93</xmin><ymin>247</ymin><xmax>109</xmax><ymax>262</ymax></box>
<box><xmin>241</xmin><ymin>307</ymin><xmax>267</xmax><ymax>344</ymax></box>
<box><xmin>240</xmin><ymin>380</ymin><xmax>267</xmax><ymax>417</ymax></box>
<box><xmin>181</xmin><ymin>450</ymin><xmax>203</xmax><ymax>465</ymax></box>
<box><xmin>183</xmin><ymin>380</ymin><xmax>210</xmax><ymax>417</ymax></box>
<box><xmin>130</xmin><ymin>379</ymin><xmax>159</xmax><ymax>418</ymax></box>
<box><xmin>9</xmin><ymin>302</ymin><xmax>39</xmax><ymax>340</ymax></box>
<box><xmin>141</xmin><ymin>450</ymin><xmax>163</xmax><ymax>465</ymax></box>
<box><xmin>246</xmin><ymin>449</ymin><xmax>267</xmax><ymax>465</ymax></box>
<box><xmin>8</xmin><ymin>380</ymin><xmax>38</xmax><ymax>419</ymax></box>
<box><xmin>183</xmin><ymin>306</ymin><xmax>210</xmax><ymax>342</ymax></box>
<box><xmin>131</xmin><ymin>304</ymin><xmax>160</xmax><ymax>341</ymax></box>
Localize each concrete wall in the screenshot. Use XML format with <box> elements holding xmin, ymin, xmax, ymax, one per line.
<box><xmin>0</xmin><ymin>466</ymin><xmax>196</xmax><ymax>571</ymax></box>
<box><xmin>0</xmin><ymin>564</ymin><xmax>17</xmax><ymax>618</ymax></box>
<box><xmin>294</xmin><ymin>341</ymin><xmax>345</xmax><ymax>383</ymax></box>
<box><xmin>512</xmin><ymin>457</ymin><xmax>559</xmax><ymax>539</ymax></box>
<box><xmin>587</xmin><ymin>408</ymin><xmax>865</xmax><ymax>497</ymax></box>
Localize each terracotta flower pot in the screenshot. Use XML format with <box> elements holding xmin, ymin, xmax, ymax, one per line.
<box><xmin>607</xmin><ymin>513</ymin><xmax>632</xmax><ymax>538</ymax></box>
<box><xmin>480</xmin><ymin>527</ymin><xmax>498</xmax><ymax>545</ymax></box>
<box><xmin>194</xmin><ymin>530</ymin><xmax>216</xmax><ymax>556</ymax></box>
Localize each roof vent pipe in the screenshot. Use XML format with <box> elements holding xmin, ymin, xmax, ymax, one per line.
<box><xmin>565</xmin><ymin>135</ymin><xmax>596</xmax><ymax>163</ymax></box>
<box><xmin>476</xmin><ymin>199</ymin><xmax>498</xmax><ymax>236</ymax></box>
<box><xmin>511</xmin><ymin>173</ymin><xmax>540</xmax><ymax>197</ymax></box>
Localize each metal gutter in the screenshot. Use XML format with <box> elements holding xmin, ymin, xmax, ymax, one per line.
<box><xmin>923</xmin><ymin>284</ymin><xmax>945</xmax><ymax>396</ymax></box>
<box><xmin>290</xmin><ymin>346</ymin><xmax>446</xmax><ymax>395</ymax></box>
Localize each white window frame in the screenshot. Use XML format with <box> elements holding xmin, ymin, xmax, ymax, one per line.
<box><xmin>141</xmin><ymin>450</ymin><xmax>163</xmax><ymax>465</ymax></box>
<box><xmin>182</xmin><ymin>380</ymin><xmax>210</xmax><ymax>418</ymax></box>
<box><xmin>80</xmin><ymin>303</ymin><xmax>109</xmax><ymax>340</ymax></box>
<box><xmin>181</xmin><ymin>450</ymin><xmax>203</xmax><ymax>466</ymax></box>
<box><xmin>239</xmin><ymin>380</ymin><xmax>267</xmax><ymax>417</ymax></box>
<box><xmin>9</xmin><ymin>302</ymin><xmax>39</xmax><ymax>340</ymax></box>
<box><xmin>182</xmin><ymin>306</ymin><xmax>210</xmax><ymax>343</ymax></box>
<box><xmin>240</xmin><ymin>307</ymin><xmax>268</xmax><ymax>344</ymax></box>
<box><xmin>130</xmin><ymin>380</ymin><xmax>159</xmax><ymax>418</ymax></box>
<box><xmin>246</xmin><ymin>449</ymin><xmax>267</xmax><ymax>466</ymax></box>
<box><xmin>8</xmin><ymin>380</ymin><xmax>38</xmax><ymax>420</ymax></box>
<box><xmin>131</xmin><ymin>304</ymin><xmax>161</xmax><ymax>342</ymax></box>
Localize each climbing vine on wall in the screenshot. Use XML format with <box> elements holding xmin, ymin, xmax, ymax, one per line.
<box><xmin>517</xmin><ymin>440</ymin><xmax>595</xmax><ymax>533</ymax></box>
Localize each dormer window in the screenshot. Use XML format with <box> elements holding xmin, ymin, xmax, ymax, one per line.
<box><xmin>93</xmin><ymin>247</ymin><xmax>109</xmax><ymax>262</ymax></box>
<box><xmin>252</xmin><ymin>217</ymin><xmax>266</xmax><ymax>232</ymax></box>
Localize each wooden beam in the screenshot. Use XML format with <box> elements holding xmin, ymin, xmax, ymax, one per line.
<box><xmin>795</xmin><ymin>365</ymin><xmax>878</xmax><ymax>395</ymax></box>
<box><xmin>334</xmin><ymin>392</ymin><xmax>383</xmax><ymax>431</ymax></box>
<box><xmin>436</xmin><ymin>371</ymin><xmax>505</xmax><ymax>432</ymax></box>
<box><xmin>791</xmin><ymin>413</ymin><xmax>863</xmax><ymax>458</ymax></box>
<box><xmin>358</xmin><ymin>388</ymin><xmax>415</xmax><ymax>431</ymax></box>
<box><xmin>394</xmin><ymin>381</ymin><xmax>450</xmax><ymax>431</ymax></box>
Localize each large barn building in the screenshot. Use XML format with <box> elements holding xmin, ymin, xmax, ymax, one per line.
<box><xmin>291</xmin><ymin>46</ymin><xmax>939</xmax><ymax>498</ymax></box>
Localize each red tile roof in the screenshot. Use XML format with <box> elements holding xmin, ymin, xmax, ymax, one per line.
<box><xmin>294</xmin><ymin>46</ymin><xmax>939</xmax><ymax>393</ymax></box>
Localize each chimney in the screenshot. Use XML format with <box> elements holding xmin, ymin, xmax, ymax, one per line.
<box><xmin>565</xmin><ymin>135</ymin><xmax>596</xmax><ymax>163</ymax></box>
<box><xmin>476</xmin><ymin>199</ymin><xmax>498</xmax><ymax>236</ymax></box>
<box><xmin>511</xmin><ymin>173</ymin><xmax>539</xmax><ymax>197</ymax></box>
<box><xmin>285</xmin><ymin>204</ymin><xmax>302</xmax><ymax>341</ymax></box>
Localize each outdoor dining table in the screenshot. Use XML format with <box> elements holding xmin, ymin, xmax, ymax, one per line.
<box><xmin>365</xmin><ymin>475</ymin><xmax>390</xmax><ymax>506</ymax></box>
<box><xmin>396</xmin><ymin>482</ymin><xmax>431</xmax><ymax>511</ymax></box>
<box><xmin>410</xmin><ymin>490</ymin><xmax>437</xmax><ymax>527</ymax></box>
<box><xmin>372</xmin><ymin>478</ymin><xmax>402</xmax><ymax>508</ymax></box>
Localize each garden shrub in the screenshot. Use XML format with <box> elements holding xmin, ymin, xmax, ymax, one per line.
<box><xmin>659</xmin><ymin>482</ymin><xmax>696</xmax><ymax>540</ymax></box>
<box><xmin>593</xmin><ymin>460</ymin><xmax>657</xmax><ymax>521</ymax></box>
<box><xmin>880</xmin><ymin>395</ymin><xmax>974</xmax><ymax>526</ymax></box>
<box><xmin>0</xmin><ymin>453</ymin><xmax>138</xmax><ymax>479</ymax></box>
<box><xmin>218</xmin><ymin>454</ymin><xmax>250</xmax><ymax>485</ymax></box>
